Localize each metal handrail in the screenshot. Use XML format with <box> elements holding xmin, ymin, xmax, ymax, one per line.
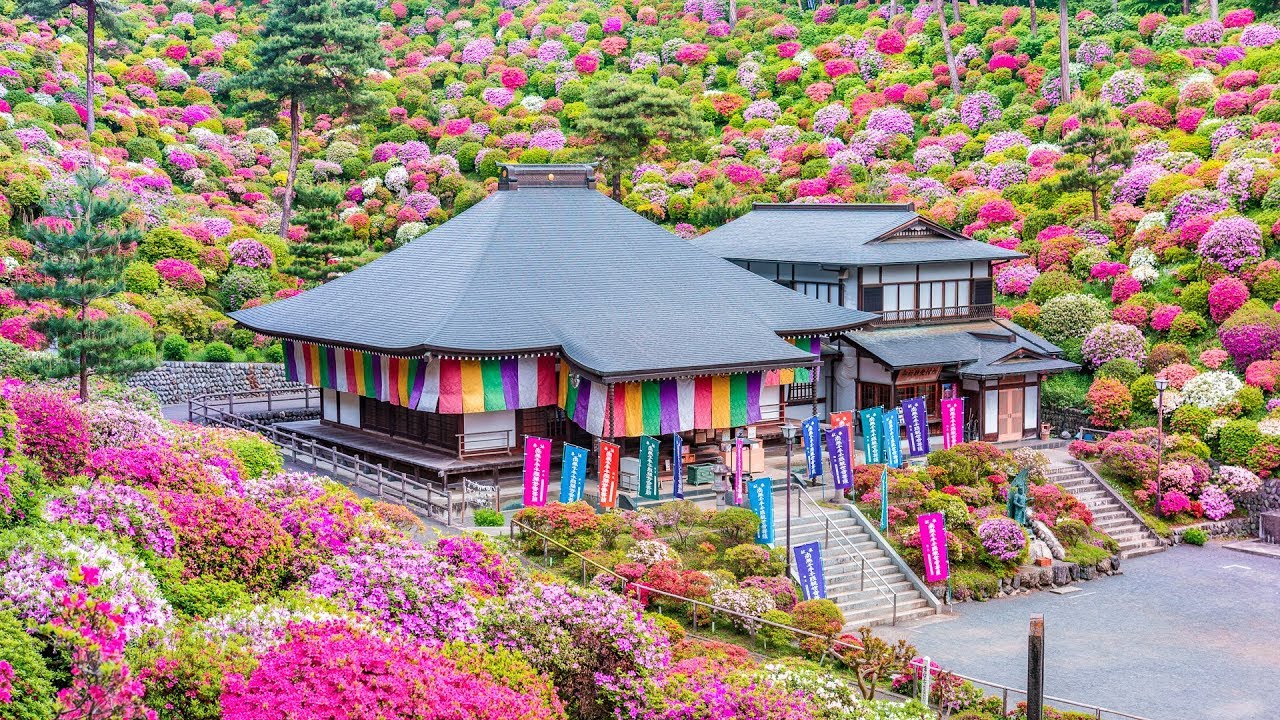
<box><xmin>186</xmin><ymin>389</ymin><xmax>462</xmax><ymax>526</ymax></box>
<box><xmin>509</xmin><ymin>517</ymin><xmax>1150</xmax><ymax>720</ymax></box>
<box><xmin>793</xmin><ymin>483</ymin><xmax>904</xmax><ymax>625</ymax></box>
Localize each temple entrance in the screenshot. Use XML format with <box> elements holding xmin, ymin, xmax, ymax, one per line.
<box><xmin>997</xmin><ymin>387</ymin><xmax>1024</xmax><ymax>442</ymax></box>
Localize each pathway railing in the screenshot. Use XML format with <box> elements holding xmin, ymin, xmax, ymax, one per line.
<box><xmin>510</xmin><ymin>518</ymin><xmax>1151</xmax><ymax>720</ymax></box>
<box><xmin>187</xmin><ymin>388</ymin><xmax>465</xmax><ymax>526</ymax></box>
<box><xmin>794</xmin><ymin>483</ymin><xmax>909</xmax><ymax>625</ymax></box>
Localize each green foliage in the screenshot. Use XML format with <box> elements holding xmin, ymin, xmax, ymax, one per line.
<box><xmin>227</xmin><ymin>433</ymin><xmax>283</xmax><ymax>479</ymax></box>
<box><xmin>262</xmin><ymin>342</ymin><xmax>285</xmax><ymax>364</ymax></box>
<box><xmin>1171</xmin><ymin>405</ymin><xmax>1214</xmax><ymax>437</ymax></box>
<box><xmin>202</xmin><ymin>341</ymin><xmax>234</xmax><ymax>362</ymax></box>
<box><xmin>473</xmin><ymin>508</ymin><xmax>504</xmax><ymax>527</ymax></box>
<box><xmin>1179</xmin><ymin>281</ymin><xmax>1210</xmax><ymax>316</ymax></box>
<box><xmin>709</xmin><ymin>506</ymin><xmax>760</xmax><ymax>546</ymax></box>
<box><xmin>1043</xmin><ymin>371</ymin><xmax>1092</xmax><ymax>410</ymax></box>
<box><xmin>165</xmin><ymin>576</ymin><xmax>250</xmax><ymax>617</ymax></box>
<box><xmin>1218</xmin><ymin>419</ymin><xmax>1262</xmax><ymax>466</ymax></box>
<box><xmin>125</xmin><ymin>136</ymin><xmax>162</xmax><ymax>163</ymax></box>
<box><xmin>16</xmin><ymin>168</ymin><xmax>156</xmax><ymax>398</ymax></box>
<box><xmin>0</xmin><ymin>610</ymin><xmax>55</xmax><ymax>720</ymax></box>
<box><xmin>1065</xmin><ymin>542</ymin><xmax>1112</xmax><ymax>566</ymax></box>
<box><xmin>123</xmin><ymin>261</ymin><xmax>160</xmax><ymax>294</ymax></box>
<box><xmin>1181</xmin><ymin>527</ymin><xmax>1208</xmax><ymax>546</ymax></box>
<box><xmin>1038</xmin><ymin>293</ymin><xmax>1109</xmax><ymax>343</ymax></box>
<box><xmin>138</xmin><ymin>228</ymin><xmax>203</xmax><ymax>263</ymax></box>
<box><xmin>1027</xmin><ymin>270</ymin><xmax>1082</xmax><ymax>304</ymax></box>
<box><xmin>1097</xmin><ymin>358</ymin><xmax>1141</xmax><ymax>384</ymax></box>
<box><xmin>757</xmin><ymin>609</ymin><xmax>795</xmax><ymax>648</ymax></box>
<box><xmin>579</xmin><ymin>76</ymin><xmax>707</xmax><ymax>197</ymax></box>
<box><xmin>922</xmin><ymin>490</ymin><xmax>971</xmax><ymax>529</ymax></box>
<box><xmin>128</xmin><ymin>622</ymin><xmax>255</xmax><ymax>720</ymax></box>
<box><xmin>161</xmin><ymin>334</ymin><xmax>190</xmax><ymax>361</ymax></box>
<box><xmin>791</xmin><ymin>599</ymin><xmax>845</xmax><ymax>657</ymax></box>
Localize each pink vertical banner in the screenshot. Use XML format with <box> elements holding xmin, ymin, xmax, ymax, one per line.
<box><xmin>733</xmin><ymin>437</ymin><xmax>745</xmax><ymax>505</ymax></box>
<box><xmin>917</xmin><ymin>512</ymin><xmax>950</xmax><ymax>583</ymax></box>
<box><xmin>523</xmin><ymin>436</ymin><xmax>552</xmax><ymax>507</ymax></box>
<box><xmin>941</xmin><ymin>398</ymin><xmax>964</xmax><ymax>449</ymax></box>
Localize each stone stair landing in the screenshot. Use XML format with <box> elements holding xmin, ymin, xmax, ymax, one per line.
<box><xmin>1048</xmin><ymin>462</ymin><xmax>1166</xmax><ymax>559</ymax></box>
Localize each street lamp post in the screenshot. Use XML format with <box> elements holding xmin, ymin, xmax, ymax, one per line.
<box><xmin>1154</xmin><ymin>377</ymin><xmax>1169</xmax><ymax>514</ymax></box>
<box><xmin>781</xmin><ymin>423</ymin><xmax>798</xmax><ymax>579</ymax></box>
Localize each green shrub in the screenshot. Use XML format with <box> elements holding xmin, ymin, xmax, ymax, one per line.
<box><xmin>165</xmin><ymin>577</ymin><xmax>250</xmax><ymax>618</ymax></box>
<box><xmin>1179</xmin><ymin>281</ymin><xmax>1210</xmax><ymax>316</ymax></box>
<box><xmin>1218</xmin><ymin>419</ymin><xmax>1262</xmax><ymax>466</ymax></box>
<box><xmin>0</xmin><ymin>610</ymin><xmax>55</xmax><ymax>720</ymax></box>
<box><xmin>138</xmin><ymin>228</ymin><xmax>203</xmax><ymax>263</ymax></box>
<box><xmin>229</xmin><ymin>329</ymin><xmax>255</xmax><ymax>350</ymax></box>
<box><xmin>1042</xmin><ymin>371</ymin><xmax>1092</xmax><ymax>410</ymax></box>
<box><xmin>0</xmin><ymin>339</ymin><xmax>35</xmax><ymax>382</ymax></box>
<box><xmin>720</xmin><ymin>542</ymin><xmax>783</xmax><ymax>579</ymax></box>
<box><xmin>1054</xmin><ymin>518</ymin><xmax>1090</xmax><ymax>547</ymax></box>
<box><xmin>126</xmin><ymin>136</ymin><xmax>162</xmax><ymax>162</ymax></box>
<box><xmin>123</xmin><ymin>261</ymin><xmax>161</xmax><ymax>294</ymax></box>
<box><xmin>710</xmin><ymin>507</ymin><xmax>761</xmax><ymax>546</ymax></box>
<box><xmin>218</xmin><ymin>268</ymin><xmax>271</xmax><ymax>310</ymax></box>
<box><xmin>227</xmin><ymin>433</ymin><xmax>283</xmax><ymax>478</ymax></box>
<box><xmin>263</xmin><ymin>342</ymin><xmax>285</xmax><ymax>364</ymax></box>
<box><xmin>1181</xmin><ymin>527</ymin><xmax>1208</xmax><ymax>546</ymax></box>
<box><xmin>1171</xmin><ymin>405</ymin><xmax>1214</xmax><ymax>437</ymax></box>
<box><xmin>922</xmin><ymin>490</ymin><xmax>971</xmax><ymax>530</ymax></box>
<box><xmin>1097</xmin><ymin>358</ymin><xmax>1141</xmax><ymax>384</ymax></box>
<box><xmin>1236</xmin><ymin>386</ymin><xmax>1264</xmax><ymax>417</ymax></box>
<box><xmin>473</xmin><ymin>508</ymin><xmax>504</xmax><ymax>527</ymax></box>
<box><xmin>202</xmin><ymin>341</ymin><xmax>234</xmax><ymax>362</ymax></box>
<box><xmin>1130</xmin><ymin>374</ymin><xmax>1157</xmax><ymax>410</ymax></box>
<box><xmin>1065</xmin><ymin>542</ymin><xmax>1112</xmax><ymax>566</ymax></box>
<box><xmin>1038</xmin><ymin>293</ymin><xmax>1108</xmax><ymax>343</ymax></box>
<box><xmin>758</xmin><ymin>609</ymin><xmax>796</xmax><ymax>648</ymax></box>
<box><xmin>161</xmin><ymin>334</ymin><xmax>190</xmax><ymax>361</ymax></box>
<box><xmin>1027</xmin><ymin>270</ymin><xmax>1082</xmax><ymax>304</ymax></box>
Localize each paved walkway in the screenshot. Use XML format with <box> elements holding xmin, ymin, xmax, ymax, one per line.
<box><xmin>882</xmin><ymin>544</ymin><xmax>1280</xmax><ymax>720</ymax></box>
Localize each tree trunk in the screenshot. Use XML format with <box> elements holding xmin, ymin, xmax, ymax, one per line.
<box><xmin>728</xmin><ymin>0</ymin><xmax>736</xmax><ymax>29</ymax></box>
<box><xmin>1030</xmin><ymin>0</ymin><xmax>1037</xmax><ymax>34</ymax></box>
<box><xmin>85</xmin><ymin>0</ymin><xmax>95</xmax><ymax>137</ymax></box>
<box><xmin>1059</xmin><ymin>0</ymin><xmax>1070</xmax><ymax>105</ymax></box>
<box><xmin>79</xmin><ymin>346</ymin><xmax>89</xmax><ymax>401</ymax></box>
<box><xmin>1091</xmin><ymin>188</ymin><xmax>1100</xmax><ymax>221</ymax></box>
<box><xmin>1209</xmin><ymin>0</ymin><xmax>1218</xmax><ymax>22</ymax></box>
<box><xmin>1182</xmin><ymin>0</ymin><xmax>1189</xmax><ymax>15</ymax></box>
<box><xmin>937</xmin><ymin>0</ymin><xmax>961</xmax><ymax>96</ymax></box>
<box><xmin>611</xmin><ymin>170</ymin><xmax>621</xmax><ymax>200</ymax></box>
<box><xmin>1111</xmin><ymin>0</ymin><xmax>1117</xmax><ymax>12</ymax></box>
<box><xmin>280</xmin><ymin>97</ymin><xmax>300</xmax><ymax>238</ymax></box>
<box><xmin>951</xmin><ymin>0</ymin><xmax>961</xmax><ymax>25</ymax></box>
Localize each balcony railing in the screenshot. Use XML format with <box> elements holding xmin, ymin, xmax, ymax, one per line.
<box><xmin>871</xmin><ymin>303</ymin><xmax>994</xmax><ymax>327</ymax></box>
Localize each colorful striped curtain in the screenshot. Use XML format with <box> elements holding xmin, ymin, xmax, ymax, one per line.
<box><xmin>282</xmin><ymin>340</ymin><xmax>557</xmax><ymax>414</ymax></box>
<box><xmin>764</xmin><ymin>337</ymin><xmax>822</xmax><ymax>386</ymax></box>
<box><xmin>560</xmin><ymin>372</ymin><xmax>766</xmax><ymax>437</ymax></box>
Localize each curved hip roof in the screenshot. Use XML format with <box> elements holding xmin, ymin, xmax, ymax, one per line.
<box><xmin>232</xmin><ymin>185</ymin><xmax>876</xmax><ymax>382</ymax></box>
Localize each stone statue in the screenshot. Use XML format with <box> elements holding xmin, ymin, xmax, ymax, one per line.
<box><xmin>1006</xmin><ymin>469</ymin><xmax>1030</xmax><ymax>527</ymax></box>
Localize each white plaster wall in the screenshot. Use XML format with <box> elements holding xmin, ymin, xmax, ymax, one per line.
<box><xmin>463</xmin><ymin>410</ymin><xmax>516</xmax><ymax>452</ymax></box>
<box><xmin>322</xmin><ymin>389</ymin><xmax>338</xmax><ymax>422</ymax></box>
<box><xmin>338</xmin><ymin>391</ymin><xmax>361</xmax><ymax>428</ymax></box>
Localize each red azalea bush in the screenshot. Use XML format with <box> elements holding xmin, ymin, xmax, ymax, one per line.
<box><xmin>1027</xmin><ymin>484</ymin><xmax>1094</xmax><ymax>527</ymax></box>
<box><xmin>1086</xmin><ymin>377</ymin><xmax>1132</xmax><ymax>428</ymax></box>
<box><xmin>1245</xmin><ymin>360</ymin><xmax>1280</xmax><ymax>392</ymax></box>
<box><xmin>10</xmin><ymin>385</ymin><xmax>89</xmax><ymax>480</ymax></box>
<box><xmin>221</xmin><ymin>621</ymin><xmax>564</xmax><ymax>720</ymax></box>
<box><xmin>161</xmin><ymin>491</ymin><xmax>293</xmax><ymax>591</ymax></box>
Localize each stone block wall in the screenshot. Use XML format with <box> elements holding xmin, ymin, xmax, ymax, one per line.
<box><xmin>127</xmin><ymin>361</ymin><xmax>302</xmax><ymax>404</ymax></box>
<box><xmin>1239</xmin><ymin>478</ymin><xmax>1280</xmax><ymax>516</ymax></box>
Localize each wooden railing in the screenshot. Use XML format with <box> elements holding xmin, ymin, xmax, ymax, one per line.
<box><xmin>509</xmin><ymin>518</ymin><xmax>1151</xmax><ymax>720</ymax></box>
<box><xmin>187</xmin><ymin>388</ymin><xmax>466</xmax><ymax>526</ymax></box>
<box><xmin>872</xmin><ymin>304</ymin><xmax>994</xmax><ymax>327</ymax></box>
<box><xmin>456</xmin><ymin>428</ymin><xmax>515</xmax><ymax>458</ymax></box>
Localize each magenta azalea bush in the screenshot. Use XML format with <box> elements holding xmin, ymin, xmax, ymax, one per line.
<box><xmin>977</xmin><ymin>518</ymin><xmax>1027</xmax><ymax>563</ymax></box>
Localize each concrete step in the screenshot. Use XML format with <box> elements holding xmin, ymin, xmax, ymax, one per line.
<box><xmin>1122</xmin><ymin>544</ymin><xmax>1167</xmax><ymax>559</ymax></box>
<box><xmin>841</xmin><ymin>598</ymin><xmax>935</xmax><ymax>626</ymax></box>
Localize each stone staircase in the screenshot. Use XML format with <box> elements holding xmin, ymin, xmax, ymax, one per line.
<box><xmin>1048</xmin><ymin>462</ymin><xmax>1166</xmax><ymax>559</ymax></box>
<box><xmin>788</xmin><ymin>508</ymin><xmax>938</xmax><ymax>629</ymax></box>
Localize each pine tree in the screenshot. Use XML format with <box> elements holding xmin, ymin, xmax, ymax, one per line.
<box><xmin>578</xmin><ymin>78</ymin><xmax>707</xmax><ymax>199</ymax></box>
<box><xmin>17</xmin><ymin>168</ymin><xmax>154</xmax><ymax>400</ymax></box>
<box><xmin>289</xmin><ymin>186</ymin><xmax>365</xmax><ymax>283</ymax></box>
<box><xmin>1054</xmin><ymin>100</ymin><xmax>1134</xmax><ymax>221</ymax></box>
<box><xmin>225</xmin><ymin>0</ymin><xmax>382</xmax><ymax>239</ymax></box>
<box><xmin>17</xmin><ymin>0</ymin><xmax>126</xmax><ymax>136</ymax></box>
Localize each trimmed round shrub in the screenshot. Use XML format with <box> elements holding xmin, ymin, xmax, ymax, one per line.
<box><xmin>791</xmin><ymin>599</ymin><xmax>844</xmax><ymax>657</ymax></box>
<box><xmin>1086</xmin><ymin>377</ymin><xmax>1132</xmax><ymax>428</ymax></box>
<box><xmin>162</xmin><ymin>334</ymin><xmax>190</xmax><ymax>361</ymax></box>
<box><xmin>1097</xmin><ymin>358</ymin><xmax>1142</xmax><ymax>384</ymax></box>
<box><xmin>1038</xmin><ymin>293</ymin><xmax>1109</xmax><ymax>343</ymax></box>
<box><xmin>123</xmin><ymin>261</ymin><xmax>161</xmax><ymax>294</ymax></box>
<box><xmin>202</xmin><ymin>341</ymin><xmax>234</xmax><ymax>362</ymax></box>
<box><xmin>1219</xmin><ymin>420</ymin><xmax>1263</xmax><ymax>466</ymax></box>
<box><xmin>1082</xmin><ymin>323</ymin><xmax>1147</xmax><ymax>368</ymax></box>
<box><xmin>1027</xmin><ymin>270</ymin><xmax>1082</xmax><ymax>304</ymax></box>
<box><xmin>1219</xmin><ymin>300</ymin><xmax>1280</xmax><ymax>370</ymax></box>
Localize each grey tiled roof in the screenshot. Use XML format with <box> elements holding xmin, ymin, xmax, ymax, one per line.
<box><xmin>847</xmin><ymin>319</ymin><xmax>1078</xmax><ymax>378</ymax></box>
<box><xmin>231</xmin><ymin>187</ymin><xmax>876</xmax><ymax>382</ymax></box>
<box><xmin>692</xmin><ymin>203</ymin><xmax>1025</xmax><ymax>266</ymax></box>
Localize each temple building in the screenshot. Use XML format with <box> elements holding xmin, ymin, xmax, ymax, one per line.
<box><xmin>231</xmin><ymin>165</ymin><xmax>876</xmax><ymax>489</ymax></box>
<box><xmin>693</xmin><ymin>203</ymin><xmax>1079</xmax><ymax>443</ymax></box>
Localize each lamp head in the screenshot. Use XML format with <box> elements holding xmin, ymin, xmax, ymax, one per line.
<box><xmin>781</xmin><ymin>423</ymin><xmax>798</xmax><ymax>441</ymax></box>
<box><xmin>1154</xmin><ymin>377</ymin><xmax>1170</xmax><ymax>392</ymax></box>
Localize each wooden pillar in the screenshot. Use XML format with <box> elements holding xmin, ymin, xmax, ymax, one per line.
<box><xmin>1027</xmin><ymin>615</ymin><xmax>1045</xmax><ymax>720</ymax></box>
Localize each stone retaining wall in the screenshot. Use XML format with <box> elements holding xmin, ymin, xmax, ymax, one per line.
<box><xmin>1042</xmin><ymin>406</ymin><xmax>1091</xmax><ymax>439</ymax></box>
<box><xmin>1240</xmin><ymin>478</ymin><xmax>1280</xmax><ymax>517</ymax></box>
<box><xmin>1170</xmin><ymin>517</ymin><xmax>1256</xmax><ymax>544</ymax></box>
<box><xmin>127</xmin><ymin>361</ymin><xmax>301</xmax><ymax>404</ymax></box>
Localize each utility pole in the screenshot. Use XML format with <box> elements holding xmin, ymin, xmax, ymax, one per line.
<box><xmin>1028</xmin><ymin>614</ymin><xmax>1045</xmax><ymax>720</ymax></box>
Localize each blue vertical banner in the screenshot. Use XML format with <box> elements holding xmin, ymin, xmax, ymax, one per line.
<box><xmin>902</xmin><ymin>397</ymin><xmax>931</xmax><ymax>457</ymax></box>
<box><xmin>826</xmin><ymin>424</ymin><xmax>853</xmax><ymax>491</ymax></box>
<box><xmin>793</xmin><ymin>541</ymin><xmax>827</xmax><ymax>599</ymax></box>
<box><xmin>801</xmin><ymin>415</ymin><xmax>823</xmax><ymax>479</ymax></box>
<box><xmin>672</xmin><ymin>433</ymin><xmax>684</xmax><ymax>500</ymax></box>
<box><xmin>859</xmin><ymin>407</ymin><xmax>884</xmax><ymax>464</ymax></box>
<box><xmin>639</xmin><ymin>435</ymin><xmax>660</xmax><ymax>500</ymax></box>
<box><xmin>880</xmin><ymin>466</ymin><xmax>889</xmax><ymax>532</ymax></box>
<box><xmin>747</xmin><ymin>476</ymin><xmax>775</xmax><ymax>544</ymax></box>
<box><xmin>559</xmin><ymin>443</ymin><xmax>588</xmax><ymax>503</ymax></box>
<box><xmin>882</xmin><ymin>408</ymin><xmax>903</xmax><ymax>469</ymax></box>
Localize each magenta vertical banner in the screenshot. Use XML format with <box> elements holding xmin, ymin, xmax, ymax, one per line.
<box><xmin>733</xmin><ymin>437</ymin><xmax>744</xmax><ymax>505</ymax></box>
<box><xmin>941</xmin><ymin>398</ymin><xmax>964</xmax><ymax>449</ymax></box>
<box><xmin>917</xmin><ymin>511</ymin><xmax>950</xmax><ymax>583</ymax></box>
<box><xmin>523</xmin><ymin>436</ymin><xmax>552</xmax><ymax>507</ymax></box>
